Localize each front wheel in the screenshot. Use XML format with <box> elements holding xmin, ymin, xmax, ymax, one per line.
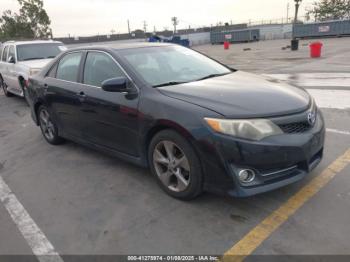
<box><xmin>148</xmin><ymin>130</ymin><xmax>203</xmax><ymax>200</ymax></box>
<box><xmin>38</xmin><ymin>105</ymin><xmax>64</xmax><ymax>145</ymax></box>
<box><xmin>19</xmin><ymin>78</ymin><xmax>29</xmax><ymax>106</ymax></box>
<box><xmin>21</xmin><ymin>86</ymin><xmax>30</xmax><ymax>106</ymax></box>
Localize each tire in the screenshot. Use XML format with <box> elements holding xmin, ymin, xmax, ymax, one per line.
<box><xmin>38</xmin><ymin>105</ymin><xmax>64</xmax><ymax>145</ymax></box>
<box><xmin>19</xmin><ymin>78</ymin><xmax>29</xmax><ymax>106</ymax></box>
<box><xmin>22</xmin><ymin>87</ymin><xmax>30</xmax><ymax>106</ymax></box>
<box><xmin>148</xmin><ymin>130</ymin><xmax>203</xmax><ymax>200</ymax></box>
<box><xmin>0</xmin><ymin>76</ymin><xmax>13</xmax><ymax>97</ymax></box>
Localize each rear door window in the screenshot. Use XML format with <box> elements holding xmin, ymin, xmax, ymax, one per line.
<box><xmin>56</xmin><ymin>52</ymin><xmax>83</xmax><ymax>82</ymax></box>
<box><xmin>83</xmin><ymin>52</ymin><xmax>124</xmax><ymax>87</ymax></box>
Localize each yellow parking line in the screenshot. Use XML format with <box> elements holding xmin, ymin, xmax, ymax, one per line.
<box><xmin>223</xmin><ymin>148</ymin><xmax>350</xmax><ymax>262</ymax></box>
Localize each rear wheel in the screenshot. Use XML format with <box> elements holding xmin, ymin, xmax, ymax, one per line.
<box><xmin>38</xmin><ymin>105</ymin><xmax>64</xmax><ymax>145</ymax></box>
<box><xmin>148</xmin><ymin>130</ymin><xmax>203</xmax><ymax>200</ymax></box>
<box><xmin>0</xmin><ymin>76</ymin><xmax>13</xmax><ymax>97</ymax></box>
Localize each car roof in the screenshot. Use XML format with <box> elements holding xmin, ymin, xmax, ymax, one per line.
<box><xmin>67</xmin><ymin>42</ymin><xmax>175</xmax><ymax>52</ymax></box>
<box><xmin>4</xmin><ymin>40</ymin><xmax>63</xmax><ymax>46</ymax></box>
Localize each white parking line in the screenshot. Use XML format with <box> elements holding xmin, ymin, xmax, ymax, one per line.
<box><xmin>327</xmin><ymin>128</ymin><xmax>350</xmax><ymax>136</ymax></box>
<box><xmin>0</xmin><ymin>176</ymin><xmax>63</xmax><ymax>262</ymax></box>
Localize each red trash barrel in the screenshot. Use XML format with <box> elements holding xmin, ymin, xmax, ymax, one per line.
<box><xmin>309</xmin><ymin>42</ymin><xmax>323</xmax><ymax>58</ymax></box>
<box><xmin>224</xmin><ymin>41</ymin><xmax>230</xmax><ymax>50</ymax></box>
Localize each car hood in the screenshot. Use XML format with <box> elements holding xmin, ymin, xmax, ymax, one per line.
<box><xmin>17</xmin><ymin>58</ymin><xmax>53</xmax><ymax>69</ymax></box>
<box><xmin>158</xmin><ymin>71</ymin><xmax>311</xmax><ymax>118</ymax></box>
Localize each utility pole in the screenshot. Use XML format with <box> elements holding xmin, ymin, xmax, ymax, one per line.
<box><xmin>171</xmin><ymin>17</ymin><xmax>179</xmax><ymax>35</ymax></box>
<box><xmin>143</xmin><ymin>21</ymin><xmax>148</xmax><ymax>33</ymax></box>
<box><xmin>291</xmin><ymin>0</ymin><xmax>302</xmax><ymax>51</ymax></box>
<box><xmin>127</xmin><ymin>19</ymin><xmax>131</xmax><ymax>35</ymax></box>
<box><xmin>294</xmin><ymin>0</ymin><xmax>302</xmax><ymax>24</ymax></box>
<box><xmin>287</xmin><ymin>3</ymin><xmax>290</xmax><ymax>23</ymax></box>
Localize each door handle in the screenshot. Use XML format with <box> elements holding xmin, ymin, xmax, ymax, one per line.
<box><xmin>77</xmin><ymin>91</ymin><xmax>86</xmax><ymax>97</ymax></box>
<box><xmin>76</xmin><ymin>91</ymin><xmax>86</xmax><ymax>101</ymax></box>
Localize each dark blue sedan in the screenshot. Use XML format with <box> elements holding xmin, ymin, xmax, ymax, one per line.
<box><xmin>27</xmin><ymin>43</ymin><xmax>325</xmax><ymax>200</ymax></box>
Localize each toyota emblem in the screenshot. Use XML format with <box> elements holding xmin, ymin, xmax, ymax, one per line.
<box><xmin>307</xmin><ymin>112</ymin><xmax>316</xmax><ymax>126</ymax></box>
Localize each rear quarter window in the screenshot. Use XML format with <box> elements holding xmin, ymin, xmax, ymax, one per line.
<box><xmin>0</xmin><ymin>45</ymin><xmax>3</xmax><ymax>60</ymax></box>
<box><xmin>47</xmin><ymin>63</ymin><xmax>58</xmax><ymax>78</ymax></box>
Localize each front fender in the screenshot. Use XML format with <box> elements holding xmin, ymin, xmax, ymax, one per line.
<box><xmin>20</xmin><ymin>73</ymin><xmax>30</xmax><ymax>81</ymax></box>
<box><xmin>16</xmin><ymin>64</ymin><xmax>30</xmax><ymax>81</ymax></box>
<box><xmin>16</xmin><ymin>66</ymin><xmax>30</xmax><ymax>90</ymax></box>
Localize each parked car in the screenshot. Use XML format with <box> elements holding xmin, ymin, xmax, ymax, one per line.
<box><xmin>27</xmin><ymin>43</ymin><xmax>325</xmax><ymax>200</ymax></box>
<box><xmin>0</xmin><ymin>40</ymin><xmax>66</xmax><ymax>101</ymax></box>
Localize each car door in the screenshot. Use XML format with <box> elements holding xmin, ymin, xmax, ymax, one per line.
<box><xmin>6</xmin><ymin>45</ymin><xmax>21</xmax><ymax>93</ymax></box>
<box><xmin>80</xmin><ymin>51</ymin><xmax>140</xmax><ymax>156</ymax></box>
<box><xmin>44</xmin><ymin>51</ymin><xmax>85</xmax><ymax>138</ymax></box>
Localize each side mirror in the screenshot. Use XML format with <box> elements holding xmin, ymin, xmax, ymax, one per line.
<box><xmin>7</xmin><ymin>56</ymin><xmax>16</xmax><ymax>64</ymax></box>
<box><xmin>102</xmin><ymin>77</ymin><xmax>129</xmax><ymax>93</ymax></box>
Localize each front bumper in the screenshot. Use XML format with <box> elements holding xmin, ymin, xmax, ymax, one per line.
<box><xmin>200</xmin><ymin>111</ymin><xmax>325</xmax><ymax>197</ymax></box>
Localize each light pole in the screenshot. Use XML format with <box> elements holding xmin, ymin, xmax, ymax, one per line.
<box><xmin>294</xmin><ymin>0</ymin><xmax>302</xmax><ymax>24</ymax></box>
<box><xmin>127</xmin><ymin>20</ymin><xmax>131</xmax><ymax>35</ymax></box>
<box><xmin>291</xmin><ymin>0</ymin><xmax>302</xmax><ymax>51</ymax></box>
<box><xmin>171</xmin><ymin>17</ymin><xmax>179</xmax><ymax>35</ymax></box>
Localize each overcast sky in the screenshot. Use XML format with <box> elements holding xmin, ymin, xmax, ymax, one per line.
<box><xmin>1</xmin><ymin>0</ymin><xmax>315</xmax><ymax>37</ymax></box>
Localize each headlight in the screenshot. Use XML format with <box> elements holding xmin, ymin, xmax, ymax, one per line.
<box><xmin>29</xmin><ymin>68</ymin><xmax>41</xmax><ymax>76</ymax></box>
<box><xmin>204</xmin><ymin>118</ymin><xmax>283</xmax><ymax>141</ymax></box>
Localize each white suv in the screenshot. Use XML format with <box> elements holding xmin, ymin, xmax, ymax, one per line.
<box><xmin>0</xmin><ymin>40</ymin><xmax>67</xmax><ymax>100</ymax></box>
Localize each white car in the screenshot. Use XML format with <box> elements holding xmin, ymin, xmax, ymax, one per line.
<box><xmin>0</xmin><ymin>40</ymin><xmax>67</xmax><ymax>100</ymax></box>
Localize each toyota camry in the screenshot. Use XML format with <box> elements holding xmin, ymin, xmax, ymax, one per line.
<box><xmin>27</xmin><ymin>43</ymin><xmax>325</xmax><ymax>200</ymax></box>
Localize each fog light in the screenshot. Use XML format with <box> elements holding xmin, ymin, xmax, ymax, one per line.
<box><xmin>238</xmin><ymin>169</ymin><xmax>256</xmax><ymax>183</ymax></box>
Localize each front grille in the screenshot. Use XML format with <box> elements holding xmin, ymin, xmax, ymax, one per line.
<box><xmin>279</xmin><ymin>122</ymin><xmax>311</xmax><ymax>134</ymax></box>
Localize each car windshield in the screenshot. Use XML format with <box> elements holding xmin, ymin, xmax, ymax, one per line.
<box><xmin>119</xmin><ymin>45</ymin><xmax>232</xmax><ymax>87</ymax></box>
<box><xmin>16</xmin><ymin>43</ymin><xmax>66</xmax><ymax>61</ymax></box>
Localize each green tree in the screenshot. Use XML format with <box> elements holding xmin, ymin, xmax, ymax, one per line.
<box><xmin>306</xmin><ymin>0</ymin><xmax>350</xmax><ymax>21</ymax></box>
<box><xmin>18</xmin><ymin>0</ymin><xmax>52</xmax><ymax>37</ymax></box>
<box><xmin>345</xmin><ymin>0</ymin><xmax>350</xmax><ymax>18</ymax></box>
<box><xmin>0</xmin><ymin>0</ymin><xmax>52</xmax><ymax>41</ymax></box>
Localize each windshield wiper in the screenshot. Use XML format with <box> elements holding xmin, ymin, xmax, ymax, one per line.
<box><xmin>196</xmin><ymin>73</ymin><xmax>230</xmax><ymax>81</ymax></box>
<box><xmin>153</xmin><ymin>73</ymin><xmax>231</xmax><ymax>87</ymax></box>
<box><xmin>46</xmin><ymin>56</ymin><xmax>56</xmax><ymax>59</ymax></box>
<box><xmin>153</xmin><ymin>81</ymin><xmax>188</xmax><ymax>88</ymax></box>
<box><xmin>22</xmin><ymin>57</ymin><xmax>45</xmax><ymax>61</ymax></box>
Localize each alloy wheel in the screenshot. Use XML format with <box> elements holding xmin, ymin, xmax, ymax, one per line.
<box><xmin>39</xmin><ymin>109</ymin><xmax>55</xmax><ymax>141</ymax></box>
<box><xmin>153</xmin><ymin>141</ymin><xmax>191</xmax><ymax>192</ymax></box>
